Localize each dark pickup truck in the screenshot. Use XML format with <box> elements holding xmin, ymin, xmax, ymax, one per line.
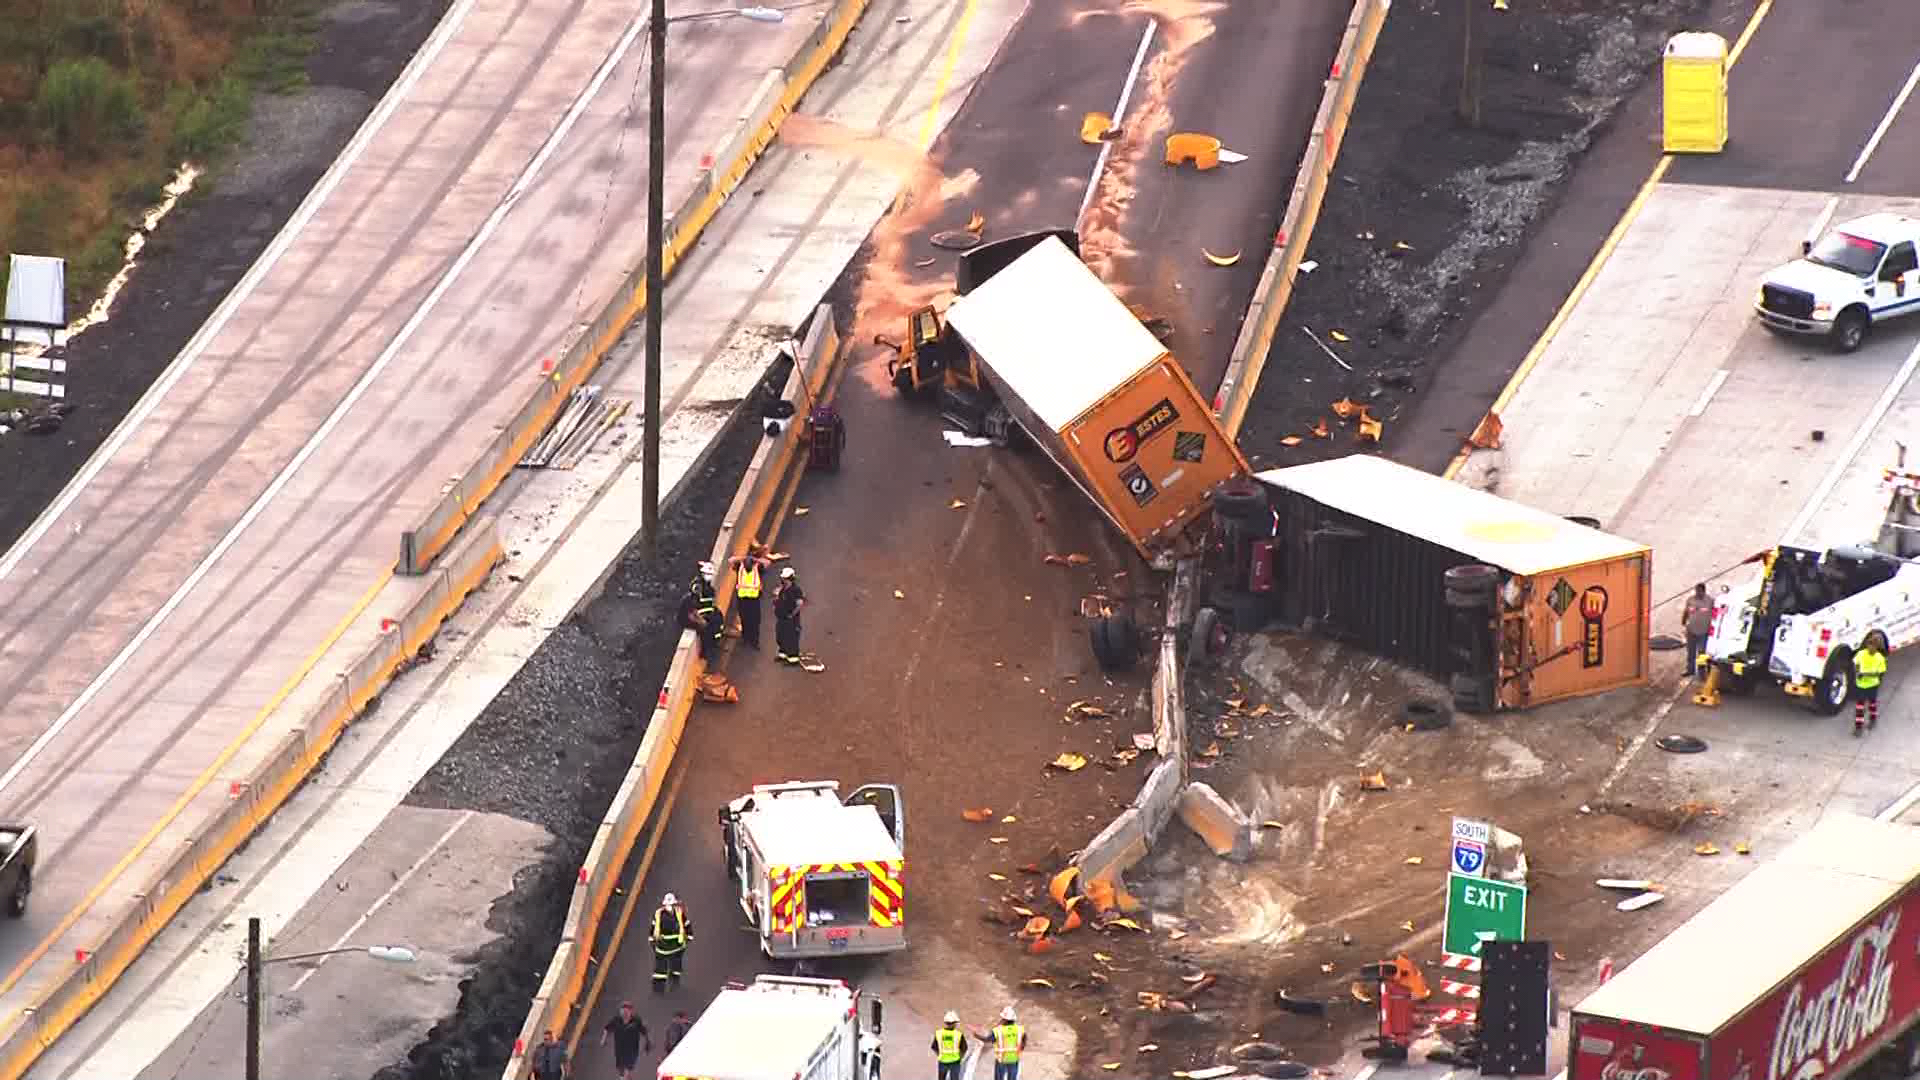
<box><xmin>0</xmin><ymin>826</ymin><xmax>35</xmax><ymax>917</ymax></box>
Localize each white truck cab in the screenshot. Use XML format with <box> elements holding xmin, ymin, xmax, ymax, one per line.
<box><xmin>1756</xmin><ymin>212</ymin><xmax>1920</xmax><ymax>352</ymax></box>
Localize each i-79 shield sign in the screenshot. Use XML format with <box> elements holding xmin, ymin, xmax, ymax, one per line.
<box><xmin>1443</xmin><ymin>872</ymin><xmax>1526</xmax><ymax>959</ymax></box>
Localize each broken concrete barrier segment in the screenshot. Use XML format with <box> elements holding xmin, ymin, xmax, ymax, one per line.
<box><xmin>1178</xmin><ymin>781</ymin><xmax>1255</xmax><ymax>862</ymax></box>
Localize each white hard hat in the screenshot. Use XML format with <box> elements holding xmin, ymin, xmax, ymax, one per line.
<box><xmin>944</xmin><ymin>1010</ymin><xmax>960</xmax><ymax>1023</ymax></box>
<box><xmin>780</xmin><ymin>566</ymin><xmax>796</xmax><ymax>579</ymax></box>
<box><xmin>663</xmin><ymin>892</ymin><xmax>678</xmax><ymax>906</ymax></box>
<box><xmin>698</xmin><ymin>561</ymin><xmax>715</xmax><ymax>577</ymax></box>
<box><xmin>1000</xmin><ymin>1006</ymin><xmax>1016</xmax><ymax>1021</ymax></box>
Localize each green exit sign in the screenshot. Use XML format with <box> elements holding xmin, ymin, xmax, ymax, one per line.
<box><xmin>1443</xmin><ymin>871</ymin><xmax>1527</xmax><ymax>958</ymax></box>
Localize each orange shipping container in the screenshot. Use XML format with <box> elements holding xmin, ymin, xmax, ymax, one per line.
<box><xmin>943</xmin><ymin>236</ymin><xmax>1250</xmax><ymax>557</ymax></box>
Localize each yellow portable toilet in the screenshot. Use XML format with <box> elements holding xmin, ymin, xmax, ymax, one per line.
<box><xmin>1663</xmin><ymin>31</ymin><xmax>1729</xmax><ymax>153</ymax></box>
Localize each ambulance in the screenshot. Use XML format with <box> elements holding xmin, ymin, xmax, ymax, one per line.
<box><xmin>658</xmin><ymin>974</ymin><xmax>883</xmax><ymax>1080</ymax></box>
<box><xmin>718</xmin><ymin>780</ymin><xmax>906</xmax><ymax>960</ymax></box>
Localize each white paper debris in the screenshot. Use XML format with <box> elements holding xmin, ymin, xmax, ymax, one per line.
<box><xmin>1218</xmin><ymin>149</ymin><xmax>1248</xmax><ymax>164</ymax></box>
<box><xmin>943</xmin><ymin>430</ymin><xmax>994</xmax><ymax>448</ymax></box>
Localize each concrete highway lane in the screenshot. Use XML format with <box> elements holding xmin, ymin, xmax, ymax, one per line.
<box><xmin>0</xmin><ymin>0</ymin><xmax>817</xmax><ymax>1055</ymax></box>
<box><xmin>573</xmin><ymin>3</ymin><xmax>1347</xmax><ymax>1077</ymax></box>
<box><xmin>1665</xmin><ymin>0</ymin><xmax>1920</xmax><ymax>195</ymax></box>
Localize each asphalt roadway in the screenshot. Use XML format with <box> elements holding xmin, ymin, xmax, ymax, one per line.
<box><xmin>575</xmin><ymin>2</ymin><xmax>1348</xmax><ymax>1077</ymax></box>
<box><xmin>0</xmin><ymin>0</ymin><xmax>816</xmax><ymax>1056</ymax></box>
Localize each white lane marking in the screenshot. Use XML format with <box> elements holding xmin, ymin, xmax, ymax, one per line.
<box><xmin>1847</xmin><ymin>59</ymin><xmax>1920</xmax><ymax>184</ymax></box>
<box><xmin>1352</xmin><ymin>1063</ymin><xmax>1380</xmax><ymax>1080</ymax></box>
<box><xmin>1075</xmin><ymin>20</ymin><xmax>1158</xmax><ymax>228</ymax></box>
<box><xmin>1878</xmin><ymin>780</ymin><xmax>1920</xmax><ymax>823</ymax></box>
<box><xmin>1687</xmin><ymin>368</ymin><xmax>1729</xmax><ymax>417</ymax></box>
<box><xmin>1807</xmin><ymin>195</ymin><xmax>1840</xmax><ymax>252</ymax></box>
<box><xmin>286</xmin><ymin>810</ymin><xmax>472</xmax><ymax>993</ymax></box>
<box><xmin>0</xmin><ymin>0</ymin><xmax>480</xmax><ymax>586</ymax></box>
<box><xmin>1780</xmin><ymin>334</ymin><xmax>1920</xmax><ymax>547</ymax></box>
<box><xmin>0</xmin><ymin>7</ymin><xmax>661</xmax><ymax>800</ymax></box>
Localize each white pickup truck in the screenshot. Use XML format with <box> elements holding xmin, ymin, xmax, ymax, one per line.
<box><xmin>1755</xmin><ymin>212</ymin><xmax>1920</xmax><ymax>351</ymax></box>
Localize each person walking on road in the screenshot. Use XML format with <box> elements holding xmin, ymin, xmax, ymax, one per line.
<box><xmin>1855</xmin><ymin>631</ymin><xmax>1889</xmax><ymax>736</ymax></box>
<box><xmin>664</xmin><ymin>1009</ymin><xmax>693</xmax><ymax>1055</ymax></box>
<box><xmin>1683</xmin><ymin>583</ymin><xmax>1715</xmax><ymax>679</ymax></box>
<box><xmin>599</xmin><ymin>1001</ymin><xmax>653</xmax><ymax>1080</ymax></box>
<box><xmin>651</xmin><ymin>891</ymin><xmax>692</xmax><ymax>993</ymax></box>
<box><xmin>678</xmin><ymin>562</ymin><xmax>723</xmax><ymax>659</ymax></box>
<box><xmin>990</xmin><ymin>1005</ymin><xmax>1027</xmax><ymax>1080</ymax></box>
<box><xmin>931</xmin><ymin>1011</ymin><xmax>969</xmax><ymax>1080</ymax></box>
<box><xmin>530</xmin><ymin>1029</ymin><xmax>570</xmax><ymax>1080</ymax></box>
<box><xmin>774</xmin><ymin>566</ymin><xmax>807</xmax><ymax>666</ymax></box>
<box><xmin>730</xmin><ymin>543</ymin><xmax>773</xmax><ymax>650</ymax></box>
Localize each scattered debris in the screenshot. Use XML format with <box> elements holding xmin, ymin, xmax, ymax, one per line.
<box><xmin>1404</xmin><ymin>856</ymin><xmax>1423</xmax><ymax>865</ymax></box>
<box><xmin>988</xmin><ymin>873</ymin><xmax>1007</xmax><ymax>881</ymax></box>
<box><xmin>1329</xmin><ymin>329</ymin><xmax>1351</xmax><ymax>343</ymax></box>
<box><xmin>1203</xmin><ymin>248</ymin><xmax>1242</xmax><ymax>267</ymax></box>
<box><xmin>1233</xmin><ymin>1043</ymin><xmax>1289</xmax><ymax>1063</ymax></box>
<box><xmin>931</xmin><ymin>229</ymin><xmax>982</xmax><ymax>251</ymax></box>
<box><xmin>1131</xmin><ymin>732</ymin><xmax>1155</xmax><ymax>751</ymax></box>
<box><xmin>943</xmin><ymin>430</ymin><xmax>994</xmax><ymax>447</ymax></box>
<box><xmin>799</xmin><ymin>659</ymin><xmax>826</xmax><ymax>673</ymax></box>
<box><xmin>962</xmin><ymin>807</ymin><xmax>994</xmax><ymax>822</ymax></box>
<box><xmin>1360</xmin><ymin>770</ymin><xmax>1389</xmax><ymax>791</ymax></box>
<box><xmin>1022</xmin><ymin>977</ymin><xmax>1056</xmax><ymax>989</ymax></box>
<box><xmin>1618</xmin><ymin>891</ymin><xmax>1666</xmax><ymax>912</ymax></box>
<box><xmin>1048</xmin><ymin>753</ymin><xmax>1088</xmax><ymax>772</ymax></box>
<box><xmin>965</xmin><ymin>211</ymin><xmax>985</xmax><ymax>235</ymax></box>
<box><xmin>1302</xmin><ymin>326</ymin><xmax>1354</xmax><ymax>371</ymax></box>
<box><xmin>1139</xmin><ymin>1043</ymin><xmax>1160</xmax><ymax>1053</ymax></box>
<box><xmin>1001</xmin><ymin>815</ymin><xmax>1017</xmax><ymax>823</ymax></box>
<box><xmin>949</xmin><ymin>498</ymin><xmax>968</xmax><ymax>509</ymax></box>
<box><xmin>1178</xmin><ymin>781</ymin><xmax>1255</xmax><ymax>861</ymax></box>
<box><xmin>1081</xmin><ymin>112</ymin><xmax>1118</xmax><ymax>143</ymax></box>
<box><xmin>914</xmin><ymin>256</ymin><xmax>936</xmax><ymax>267</ymax></box>
<box><xmin>1043</xmin><ymin>552</ymin><xmax>1093</xmax><ymax>566</ymax></box>
<box><xmin>1351</xmin><ymin>981</ymin><xmax>1374</xmax><ymax>1003</ymax></box>
<box><xmin>1273</xmin><ymin>990</ymin><xmax>1327</xmax><ymax>1017</ymax></box>
<box><xmin>1280</xmin><ymin>435</ymin><xmax>1303</xmax><ymax>447</ymax></box>
<box><xmin>1736</xmin><ymin>842</ymin><xmax>1752</xmax><ymax>855</ymax></box>
<box><xmin>1657</xmin><ymin>734</ymin><xmax>1709</xmax><ymax>754</ymax></box>
<box><xmin>1694</xmin><ymin>842</ymin><xmax>1721</xmax><ymax>856</ymax></box>
<box><xmin>794</xmin><ymin>506</ymin><xmax>810</xmax><ymax>516</ymax></box>
<box><xmin>893</xmin><ymin>589</ymin><xmax>906</xmax><ymax>599</ymax></box>
<box><xmin>1596</xmin><ymin>878</ymin><xmax>1655</xmax><ymax>891</ymax></box>
<box><xmin>1331</xmin><ymin>397</ymin><xmax>1360</xmax><ymax>418</ymax></box>
<box><xmin>1066</xmin><ymin>700</ymin><xmax>1112</xmax><ymax>722</ymax></box>
<box><xmin>1357</xmin><ymin>413</ymin><xmax>1384</xmax><ymax>443</ymax></box>
<box><xmin>1466</xmin><ymin>411</ymin><xmax>1504</xmax><ymax>450</ymax></box>
<box><xmin>1297</xmin><ymin>259</ymin><xmax>1319</xmax><ymax>275</ymax></box>
<box><xmin>1218</xmin><ymin>148</ymin><xmax>1248</xmax><ymax>164</ymax></box>
<box><xmin>1310</xmin><ymin>417</ymin><xmax>1331</xmax><ymax>438</ymax></box>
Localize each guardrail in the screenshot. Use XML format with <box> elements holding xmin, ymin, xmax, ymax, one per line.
<box><xmin>398</xmin><ymin>0</ymin><xmax>874</xmax><ymax>576</ymax></box>
<box><xmin>1212</xmin><ymin>0</ymin><xmax>1390</xmax><ymax>441</ymax></box>
<box><xmin>501</xmin><ymin>306</ymin><xmax>839</xmax><ymax>1079</ymax></box>
<box><xmin>0</xmin><ymin>522</ymin><xmax>504</xmax><ymax>1080</ymax></box>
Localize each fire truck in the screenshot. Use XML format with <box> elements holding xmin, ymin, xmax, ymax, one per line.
<box><xmin>719</xmin><ymin>780</ymin><xmax>906</xmax><ymax>960</ymax></box>
<box><xmin>1699</xmin><ymin>449</ymin><xmax>1920</xmax><ymax>712</ymax></box>
<box><xmin>1569</xmin><ymin>814</ymin><xmax>1920</xmax><ymax>1080</ymax></box>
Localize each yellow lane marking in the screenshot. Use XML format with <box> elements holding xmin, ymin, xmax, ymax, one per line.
<box><xmin>1444</xmin><ymin>0</ymin><xmax>1776</xmax><ymax>480</ymax></box>
<box><xmin>0</xmin><ymin>566</ymin><xmax>394</xmax><ymax>1000</ymax></box>
<box><xmin>917</xmin><ymin>0</ymin><xmax>979</xmax><ymax>150</ymax></box>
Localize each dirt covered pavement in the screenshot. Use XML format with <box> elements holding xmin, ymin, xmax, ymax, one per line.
<box><xmin>1237</xmin><ymin>0</ymin><xmax>1717</xmax><ymax>472</ymax></box>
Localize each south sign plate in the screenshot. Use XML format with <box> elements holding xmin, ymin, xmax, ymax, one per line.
<box><xmin>1442</xmin><ymin>871</ymin><xmax>1526</xmax><ymax>959</ymax></box>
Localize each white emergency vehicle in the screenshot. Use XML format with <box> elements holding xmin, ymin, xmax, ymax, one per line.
<box><xmin>657</xmin><ymin>974</ymin><xmax>882</xmax><ymax>1080</ymax></box>
<box><xmin>719</xmin><ymin>780</ymin><xmax>907</xmax><ymax>960</ymax></box>
<box><xmin>1701</xmin><ymin>448</ymin><xmax>1920</xmax><ymax>710</ymax></box>
<box><xmin>1755</xmin><ymin>212</ymin><xmax>1920</xmax><ymax>351</ymax></box>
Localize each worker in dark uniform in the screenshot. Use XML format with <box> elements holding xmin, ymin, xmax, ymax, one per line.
<box><xmin>1855</xmin><ymin>631</ymin><xmax>1889</xmax><ymax>735</ymax></box>
<box><xmin>678</xmin><ymin>562</ymin><xmax>722</xmax><ymax>659</ymax></box>
<box><xmin>773</xmin><ymin>566</ymin><xmax>806</xmax><ymax>666</ymax></box>
<box><xmin>599</xmin><ymin>1001</ymin><xmax>652</xmax><ymax>1080</ymax></box>
<box><xmin>664</xmin><ymin>1009</ymin><xmax>694</xmax><ymax>1055</ymax></box>
<box><xmin>530</xmin><ymin>1029</ymin><xmax>570</xmax><ymax>1080</ymax></box>
<box><xmin>729</xmin><ymin>543</ymin><xmax>772</xmax><ymax>650</ymax></box>
<box><xmin>651</xmin><ymin>891</ymin><xmax>692</xmax><ymax>993</ymax></box>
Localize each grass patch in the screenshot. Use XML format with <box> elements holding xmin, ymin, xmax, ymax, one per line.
<box><xmin>0</xmin><ymin>0</ymin><xmax>328</xmax><ymax>313</ymax></box>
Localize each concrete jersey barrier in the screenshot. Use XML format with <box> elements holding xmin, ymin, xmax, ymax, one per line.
<box><xmin>399</xmin><ymin>0</ymin><xmax>873</xmax><ymax>576</ymax></box>
<box><xmin>502</xmin><ymin>307</ymin><xmax>840</xmax><ymax>1079</ymax></box>
<box><xmin>1213</xmin><ymin>0</ymin><xmax>1390</xmax><ymax>441</ymax></box>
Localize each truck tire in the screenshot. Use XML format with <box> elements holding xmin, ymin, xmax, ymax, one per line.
<box><xmin>1812</xmin><ymin>650</ymin><xmax>1855</xmax><ymax>715</ymax></box>
<box><xmin>1451</xmin><ymin>672</ymin><xmax>1497</xmax><ymax>714</ymax></box>
<box><xmin>1091</xmin><ymin>612</ymin><xmax>1139</xmax><ymax>671</ymax></box>
<box><xmin>1188</xmin><ymin>607</ymin><xmax>1231</xmax><ymax>668</ymax></box>
<box><xmin>1213</xmin><ymin>482</ymin><xmax>1268</xmax><ymax>521</ymax></box>
<box><xmin>8</xmin><ymin>867</ymin><xmax>27</xmax><ymax>918</ymax></box>
<box><xmin>1444</xmin><ymin>564</ymin><xmax>1500</xmax><ymax>610</ymax></box>
<box><xmin>1832</xmin><ymin>308</ymin><xmax>1870</xmax><ymax>353</ymax></box>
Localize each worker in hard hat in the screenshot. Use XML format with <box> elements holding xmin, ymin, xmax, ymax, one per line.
<box><xmin>990</xmin><ymin>1005</ymin><xmax>1027</xmax><ymax>1080</ymax></box>
<box><xmin>930</xmin><ymin>1011</ymin><xmax>969</xmax><ymax>1080</ymax></box>
<box><xmin>678</xmin><ymin>562</ymin><xmax>722</xmax><ymax>659</ymax></box>
<box><xmin>773</xmin><ymin>565</ymin><xmax>807</xmax><ymax>666</ymax></box>
<box><xmin>650</xmin><ymin>892</ymin><xmax>692</xmax><ymax>993</ymax></box>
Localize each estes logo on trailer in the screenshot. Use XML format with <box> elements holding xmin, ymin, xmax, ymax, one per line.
<box><xmin>1103</xmin><ymin>397</ymin><xmax>1181</xmax><ymax>463</ymax></box>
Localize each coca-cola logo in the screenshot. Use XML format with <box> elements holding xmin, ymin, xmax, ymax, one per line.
<box><xmin>1768</xmin><ymin>910</ymin><xmax>1901</xmax><ymax>1080</ymax></box>
<box><xmin>1602</xmin><ymin>1062</ymin><xmax>1671</xmax><ymax>1080</ymax></box>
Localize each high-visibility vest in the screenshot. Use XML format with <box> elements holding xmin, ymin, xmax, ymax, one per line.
<box><xmin>935</xmin><ymin>1027</ymin><xmax>963</xmax><ymax>1063</ymax></box>
<box><xmin>692</xmin><ymin>579</ymin><xmax>718</xmax><ymax>617</ymax></box>
<box><xmin>738</xmin><ymin>563</ymin><xmax>762</xmax><ymax>599</ymax></box>
<box><xmin>653</xmin><ymin>907</ymin><xmax>688</xmax><ymax>952</ymax></box>
<box><xmin>994</xmin><ymin>1023</ymin><xmax>1023</xmax><ymax>1063</ymax></box>
<box><xmin>1857</xmin><ymin>648</ymin><xmax>1888</xmax><ymax>689</ymax></box>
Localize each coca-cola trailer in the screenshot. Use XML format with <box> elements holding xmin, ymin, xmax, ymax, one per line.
<box><xmin>1570</xmin><ymin>814</ymin><xmax>1920</xmax><ymax>1080</ymax></box>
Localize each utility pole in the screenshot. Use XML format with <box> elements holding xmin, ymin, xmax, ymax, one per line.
<box><xmin>1457</xmin><ymin>0</ymin><xmax>1485</xmax><ymax>129</ymax></box>
<box><xmin>643</xmin><ymin>0</ymin><xmax>667</xmax><ymax>553</ymax></box>
<box><xmin>246</xmin><ymin>917</ymin><xmax>263</xmax><ymax>1080</ymax></box>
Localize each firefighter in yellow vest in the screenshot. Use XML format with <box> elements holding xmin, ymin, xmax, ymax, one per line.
<box><xmin>1854</xmin><ymin>631</ymin><xmax>1889</xmax><ymax>736</ymax></box>
<box><xmin>930</xmin><ymin>1010</ymin><xmax>968</xmax><ymax>1080</ymax></box>
<box><xmin>650</xmin><ymin>892</ymin><xmax>692</xmax><ymax>993</ymax></box>
<box><xmin>990</xmin><ymin>1005</ymin><xmax>1027</xmax><ymax>1080</ymax></box>
<box><xmin>729</xmin><ymin>543</ymin><xmax>773</xmax><ymax>650</ymax></box>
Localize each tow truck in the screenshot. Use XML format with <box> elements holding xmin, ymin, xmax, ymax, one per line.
<box><xmin>1755</xmin><ymin>211</ymin><xmax>1920</xmax><ymax>351</ymax></box>
<box><xmin>1698</xmin><ymin>447</ymin><xmax>1920</xmax><ymax>711</ymax></box>
<box><xmin>719</xmin><ymin>780</ymin><xmax>906</xmax><ymax>961</ymax></box>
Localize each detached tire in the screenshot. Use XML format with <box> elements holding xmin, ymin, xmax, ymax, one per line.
<box><xmin>1188</xmin><ymin>607</ymin><xmax>1232</xmax><ymax>668</ymax></box>
<box><xmin>1091</xmin><ymin>611</ymin><xmax>1139</xmax><ymax>671</ymax></box>
<box><xmin>1213</xmin><ymin>482</ymin><xmax>1268</xmax><ymax>521</ymax></box>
